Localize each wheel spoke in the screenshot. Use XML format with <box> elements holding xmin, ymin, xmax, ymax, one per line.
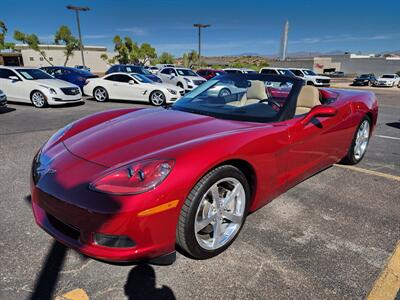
<box><xmin>212</xmin><ymin>220</ymin><xmax>223</xmax><ymax>248</ymax></box>
<box><xmin>195</xmin><ymin>214</ymin><xmax>215</xmax><ymax>232</ymax></box>
<box><xmin>223</xmin><ymin>211</ymin><xmax>242</xmax><ymax>224</ymax></box>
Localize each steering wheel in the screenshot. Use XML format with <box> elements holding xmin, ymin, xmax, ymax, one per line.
<box><xmin>260</xmin><ymin>99</ymin><xmax>282</xmax><ymax>111</ymax></box>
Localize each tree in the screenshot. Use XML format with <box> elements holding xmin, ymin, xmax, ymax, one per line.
<box><xmin>157</xmin><ymin>52</ymin><xmax>175</xmax><ymax>64</ymax></box>
<box><xmin>138</xmin><ymin>43</ymin><xmax>157</xmax><ymax>65</ymax></box>
<box><xmin>100</xmin><ymin>53</ymin><xmax>116</xmax><ymax>66</ymax></box>
<box><xmin>112</xmin><ymin>35</ymin><xmax>157</xmax><ymax>65</ymax></box>
<box><xmin>14</xmin><ymin>30</ymin><xmax>53</xmax><ymax>65</ymax></box>
<box><xmin>54</xmin><ymin>25</ymin><xmax>79</xmax><ymax>66</ymax></box>
<box><xmin>0</xmin><ymin>20</ymin><xmax>14</xmax><ymax>50</ymax></box>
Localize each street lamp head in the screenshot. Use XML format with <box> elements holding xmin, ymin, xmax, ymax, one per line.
<box><xmin>193</xmin><ymin>24</ymin><xmax>211</xmax><ymax>28</ymax></box>
<box><xmin>66</xmin><ymin>5</ymin><xmax>90</xmax><ymax>11</ymax></box>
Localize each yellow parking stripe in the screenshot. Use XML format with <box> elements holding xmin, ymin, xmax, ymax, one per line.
<box><xmin>57</xmin><ymin>288</ymin><xmax>89</xmax><ymax>300</ymax></box>
<box><xmin>367</xmin><ymin>242</ymin><xmax>400</xmax><ymax>300</ymax></box>
<box><xmin>334</xmin><ymin>164</ymin><xmax>400</xmax><ymax>182</ymax></box>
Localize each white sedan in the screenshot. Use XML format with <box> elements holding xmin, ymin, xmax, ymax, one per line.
<box><xmin>0</xmin><ymin>66</ymin><xmax>82</xmax><ymax>108</ymax></box>
<box><xmin>84</xmin><ymin>73</ymin><xmax>184</xmax><ymax>106</ymax></box>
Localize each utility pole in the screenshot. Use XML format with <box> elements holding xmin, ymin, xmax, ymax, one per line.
<box><xmin>66</xmin><ymin>5</ymin><xmax>90</xmax><ymax>67</ymax></box>
<box><xmin>193</xmin><ymin>24</ymin><xmax>210</xmax><ymax>67</ymax></box>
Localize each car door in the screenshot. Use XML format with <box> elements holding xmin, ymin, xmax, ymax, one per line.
<box><xmin>0</xmin><ymin>68</ymin><xmax>29</xmax><ymax>103</ymax></box>
<box><xmin>158</xmin><ymin>68</ymin><xmax>172</xmax><ymax>83</ymax></box>
<box><xmin>109</xmin><ymin>74</ymin><xmax>144</xmax><ymax>101</ymax></box>
<box><xmin>282</xmin><ymin>100</ymin><xmax>351</xmax><ymax>190</ymax></box>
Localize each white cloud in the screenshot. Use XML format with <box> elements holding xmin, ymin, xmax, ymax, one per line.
<box><xmin>116</xmin><ymin>27</ymin><xmax>147</xmax><ymax>36</ymax></box>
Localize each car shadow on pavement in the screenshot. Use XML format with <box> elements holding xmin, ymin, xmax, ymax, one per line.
<box><xmin>386</xmin><ymin>121</ymin><xmax>400</xmax><ymax>129</ymax></box>
<box><xmin>0</xmin><ymin>107</ymin><xmax>16</xmax><ymax>114</ymax></box>
<box><xmin>124</xmin><ymin>263</ymin><xmax>176</xmax><ymax>300</ymax></box>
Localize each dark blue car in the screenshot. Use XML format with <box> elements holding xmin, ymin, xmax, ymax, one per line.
<box><xmin>105</xmin><ymin>65</ymin><xmax>162</xmax><ymax>83</ymax></box>
<box><xmin>40</xmin><ymin>66</ymin><xmax>98</xmax><ymax>90</ymax></box>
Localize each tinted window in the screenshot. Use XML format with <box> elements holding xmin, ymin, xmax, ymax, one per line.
<box><xmin>161</xmin><ymin>68</ymin><xmax>171</xmax><ymax>74</ymax></box>
<box><xmin>260</xmin><ymin>69</ymin><xmax>277</xmax><ymax>75</ymax></box>
<box><xmin>0</xmin><ymin>68</ymin><xmax>18</xmax><ymax>79</ymax></box>
<box><xmin>290</xmin><ymin>70</ymin><xmax>304</xmax><ymax>77</ymax></box>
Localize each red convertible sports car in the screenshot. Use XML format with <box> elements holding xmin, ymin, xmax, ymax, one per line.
<box><xmin>31</xmin><ymin>74</ymin><xmax>378</xmax><ymax>263</ymax></box>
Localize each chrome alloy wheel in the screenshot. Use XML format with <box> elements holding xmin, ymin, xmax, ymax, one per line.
<box><xmin>354</xmin><ymin>119</ymin><xmax>370</xmax><ymax>160</ymax></box>
<box><xmin>94</xmin><ymin>88</ymin><xmax>107</xmax><ymax>101</ymax></box>
<box><xmin>31</xmin><ymin>91</ymin><xmax>46</xmax><ymax>107</ymax></box>
<box><xmin>194</xmin><ymin>177</ymin><xmax>246</xmax><ymax>250</ymax></box>
<box><xmin>150</xmin><ymin>91</ymin><xmax>165</xmax><ymax>106</ymax></box>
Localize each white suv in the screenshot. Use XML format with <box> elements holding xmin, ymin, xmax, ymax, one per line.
<box><xmin>158</xmin><ymin>67</ymin><xmax>206</xmax><ymax>92</ymax></box>
<box><xmin>288</xmin><ymin>68</ymin><xmax>331</xmax><ymax>87</ymax></box>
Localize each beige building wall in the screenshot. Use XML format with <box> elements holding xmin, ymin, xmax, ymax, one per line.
<box><xmin>14</xmin><ymin>44</ymin><xmax>115</xmax><ymax>73</ymax></box>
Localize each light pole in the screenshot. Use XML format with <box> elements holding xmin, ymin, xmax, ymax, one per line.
<box><xmin>193</xmin><ymin>24</ymin><xmax>210</xmax><ymax>67</ymax></box>
<box><xmin>66</xmin><ymin>5</ymin><xmax>90</xmax><ymax>67</ymax></box>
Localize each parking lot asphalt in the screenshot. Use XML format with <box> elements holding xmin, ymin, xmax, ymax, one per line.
<box><xmin>0</xmin><ymin>90</ymin><xmax>399</xmax><ymax>299</ymax></box>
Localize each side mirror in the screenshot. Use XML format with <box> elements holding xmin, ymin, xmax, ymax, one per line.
<box><xmin>301</xmin><ymin>105</ymin><xmax>337</xmax><ymax>125</ymax></box>
<box><xmin>128</xmin><ymin>80</ymin><xmax>135</xmax><ymax>85</ymax></box>
<box><xmin>9</xmin><ymin>76</ymin><xmax>20</xmax><ymax>81</ymax></box>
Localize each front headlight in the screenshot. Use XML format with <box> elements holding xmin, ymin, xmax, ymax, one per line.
<box><xmin>89</xmin><ymin>159</ymin><xmax>174</xmax><ymax>195</ymax></box>
<box><xmin>167</xmin><ymin>88</ymin><xmax>177</xmax><ymax>95</ymax></box>
<box><xmin>40</xmin><ymin>85</ymin><xmax>57</xmax><ymax>95</ymax></box>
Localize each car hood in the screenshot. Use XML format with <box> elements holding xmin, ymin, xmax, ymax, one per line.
<box><xmin>63</xmin><ymin>108</ymin><xmax>255</xmax><ymax>167</ymax></box>
<box><xmin>34</xmin><ymin>79</ymin><xmax>78</xmax><ymax>88</ymax></box>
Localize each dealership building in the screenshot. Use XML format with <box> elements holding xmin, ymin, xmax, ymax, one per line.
<box><xmin>270</xmin><ymin>53</ymin><xmax>400</xmax><ymax>75</ymax></box>
<box><xmin>0</xmin><ymin>44</ymin><xmax>115</xmax><ymax>73</ymax></box>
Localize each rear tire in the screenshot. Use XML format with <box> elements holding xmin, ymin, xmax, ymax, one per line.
<box><xmin>341</xmin><ymin>116</ymin><xmax>371</xmax><ymax>165</ymax></box>
<box><xmin>176</xmin><ymin>165</ymin><xmax>250</xmax><ymax>259</ymax></box>
<box><xmin>30</xmin><ymin>91</ymin><xmax>48</xmax><ymax>108</ymax></box>
<box><xmin>93</xmin><ymin>87</ymin><xmax>108</xmax><ymax>102</ymax></box>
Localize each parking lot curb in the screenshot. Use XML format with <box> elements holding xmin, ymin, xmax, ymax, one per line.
<box><xmin>367</xmin><ymin>242</ymin><xmax>400</xmax><ymax>300</ymax></box>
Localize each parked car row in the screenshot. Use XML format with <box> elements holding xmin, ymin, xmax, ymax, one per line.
<box><xmin>352</xmin><ymin>73</ymin><xmax>400</xmax><ymax>87</ymax></box>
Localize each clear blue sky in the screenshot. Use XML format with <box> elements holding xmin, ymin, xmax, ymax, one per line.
<box><xmin>2</xmin><ymin>0</ymin><xmax>399</xmax><ymax>56</ymax></box>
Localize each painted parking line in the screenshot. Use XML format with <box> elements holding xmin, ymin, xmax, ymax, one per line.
<box><xmin>375</xmin><ymin>135</ymin><xmax>400</xmax><ymax>141</ymax></box>
<box><xmin>56</xmin><ymin>288</ymin><xmax>89</xmax><ymax>300</ymax></box>
<box><xmin>334</xmin><ymin>164</ymin><xmax>400</xmax><ymax>182</ymax></box>
<box><xmin>367</xmin><ymin>242</ymin><xmax>400</xmax><ymax>300</ymax></box>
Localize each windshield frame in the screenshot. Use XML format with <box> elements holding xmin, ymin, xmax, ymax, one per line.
<box><xmin>172</xmin><ymin>74</ymin><xmax>303</xmax><ymax>123</ymax></box>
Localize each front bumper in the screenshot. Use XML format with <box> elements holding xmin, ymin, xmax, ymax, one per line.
<box><xmin>30</xmin><ymin>144</ymin><xmax>181</xmax><ymax>262</ymax></box>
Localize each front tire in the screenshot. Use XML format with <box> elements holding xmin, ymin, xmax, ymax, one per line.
<box><xmin>341</xmin><ymin>116</ymin><xmax>371</xmax><ymax>165</ymax></box>
<box><xmin>31</xmin><ymin>91</ymin><xmax>48</xmax><ymax>108</ymax></box>
<box><xmin>93</xmin><ymin>87</ymin><xmax>108</xmax><ymax>102</ymax></box>
<box><xmin>176</xmin><ymin>165</ymin><xmax>250</xmax><ymax>259</ymax></box>
<box><xmin>149</xmin><ymin>90</ymin><xmax>166</xmax><ymax>106</ymax></box>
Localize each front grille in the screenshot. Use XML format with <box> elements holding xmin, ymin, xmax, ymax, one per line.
<box><xmin>193</xmin><ymin>80</ymin><xmax>205</xmax><ymax>86</ymax></box>
<box><xmin>47</xmin><ymin>213</ymin><xmax>80</xmax><ymax>240</ymax></box>
<box><xmin>61</xmin><ymin>87</ymin><xmax>80</xmax><ymax>95</ymax></box>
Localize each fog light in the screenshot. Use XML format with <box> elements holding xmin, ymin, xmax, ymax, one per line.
<box><xmin>94</xmin><ymin>233</ymin><xmax>135</xmax><ymax>248</ymax></box>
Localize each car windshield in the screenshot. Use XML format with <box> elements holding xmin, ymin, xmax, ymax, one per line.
<box><xmin>172</xmin><ymin>75</ymin><xmax>296</xmax><ymax>123</ymax></box>
<box><xmin>303</xmin><ymin>69</ymin><xmax>317</xmax><ymax>75</ymax></box>
<box><xmin>125</xmin><ymin>66</ymin><xmax>151</xmax><ymax>75</ymax></box>
<box><xmin>131</xmin><ymin>73</ymin><xmax>153</xmax><ymax>83</ymax></box>
<box><xmin>16</xmin><ymin>69</ymin><xmax>53</xmax><ymax>80</ymax></box>
<box><xmin>381</xmin><ymin>75</ymin><xmax>395</xmax><ymax>78</ymax></box>
<box><xmin>176</xmin><ymin>69</ymin><xmax>197</xmax><ymax>76</ymax></box>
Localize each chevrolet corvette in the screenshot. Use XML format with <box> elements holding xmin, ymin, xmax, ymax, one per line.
<box><xmin>30</xmin><ymin>74</ymin><xmax>378</xmax><ymax>263</ymax></box>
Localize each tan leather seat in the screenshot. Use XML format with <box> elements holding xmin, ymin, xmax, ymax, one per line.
<box><xmin>295</xmin><ymin>86</ymin><xmax>321</xmax><ymax>115</ymax></box>
<box><xmin>228</xmin><ymin>80</ymin><xmax>268</xmax><ymax>107</ymax></box>
<box><xmin>245</xmin><ymin>80</ymin><xmax>268</xmax><ymax>105</ymax></box>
